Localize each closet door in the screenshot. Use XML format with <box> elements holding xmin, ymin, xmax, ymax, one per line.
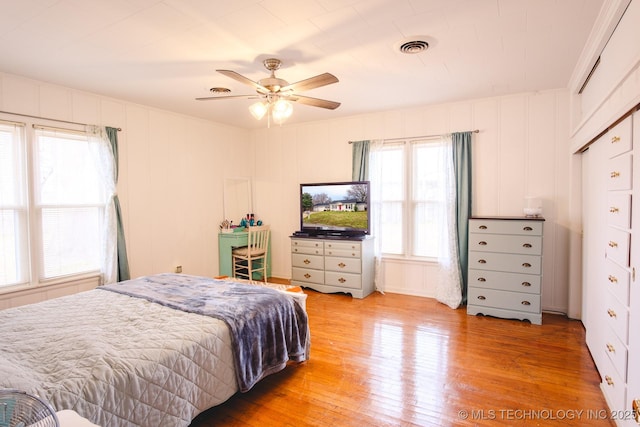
<box><xmin>627</xmin><ymin>111</ymin><xmax>640</xmax><ymax>426</ymax></box>
<box><xmin>581</xmin><ymin>136</ymin><xmax>608</xmax><ymax>371</ymax></box>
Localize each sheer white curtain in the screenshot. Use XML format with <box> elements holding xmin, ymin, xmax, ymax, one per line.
<box><xmin>86</xmin><ymin>125</ymin><xmax>118</xmax><ymax>284</ymax></box>
<box><xmin>368</xmin><ymin>139</ymin><xmax>386</xmax><ymax>293</ymax></box>
<box><xmin>434</xmin><ymin>134</ymin><xmax>463</xmax><ymax>308</ymax></box>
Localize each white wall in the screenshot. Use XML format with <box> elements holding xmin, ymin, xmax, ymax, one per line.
<box><xmin>0</xmin><ymin>71</ymin><xmax>250</xmax><ymax>307</ymax></box>
<box><xmin>0</xmin><ymin>71</ymin><xmax>574</xmax><ymax>314</ymax></box>
<box><xmin>250</xmin><ymin>89</ymin><xmax>572</xmax><ymax>314</ymax></box>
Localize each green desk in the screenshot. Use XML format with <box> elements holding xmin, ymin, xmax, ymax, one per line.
<box><xmin>218</xmin><ymin>231</ymin><xmax>271</xmax><ymax>279</ymax></box>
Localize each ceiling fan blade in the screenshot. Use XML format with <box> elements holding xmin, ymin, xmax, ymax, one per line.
<box><xmin>217</xmin><ymin>70</ymin><xmax>269</xmax><ymax>94</ymax></box>
<box><xmin>290</xmin><ymin>94</ymin><xmax>341</xmax><ymax>110</ymax></box>
<box><xmin>280</xmin><ymin>73</ymin><xmax>338</xmax><ymax>93</ymax></box>
<box><xmin>195</xmin><ymin>94</ymin><xmax>259</xmax><ymax>101</ymax></box>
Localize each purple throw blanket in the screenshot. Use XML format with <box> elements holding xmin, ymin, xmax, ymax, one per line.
<box><xmin>100</xmin><ymin>274</ymin><xmax>309</xmax><ymax>392</ymax></box>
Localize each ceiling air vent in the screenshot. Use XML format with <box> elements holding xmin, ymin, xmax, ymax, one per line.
<box><xmin>210</xmin><ymin>87</ymin><xmax>231</xmax><ymax>93</ymax></box>
<box><xmin>398</xmin><ymin>40</ymin><xmax>429</xmax><ymax>54</ymax></box>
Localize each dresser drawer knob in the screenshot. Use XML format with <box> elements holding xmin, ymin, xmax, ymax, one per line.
<box><xmin>338</xmin><ymin>262</ymin><xmax>346</xmax><ymax>268</ymax></box>
<box><xmin>610</xmin><ymin>171</ymin><xmax>620</xmax><ymax>178</ymax></box>
<box><xmin>606</xmin><ymin>343</ymin><xmax>615</xmax><ymax>353</ymax></box>
<box><xmin>478</xmin><ymin>241</ymin><xmax>487</xmax><ymax>246</ymax></box>
<box><xmin>523</xmin><ymin>226</ymin><xmax>533</xmax><ymax>231</ymax></box>
<box><xmin>608</xmin><ymin>275</ymin><xmax>618</xmax><ymax>283</ymax></box>
<box><xmin>304</xmin><ymin>259</ymin><xmax>311</xmax><ymax>264</ymax></box>
<box><xmin>522</xmin><ymin>243</ymin><xmax>532</xmax><ymax>248</ymax></box>
<box><xmin>304</xmin><ymin>273</ymin><xmax>311</xmax><ymax>279</ymax></box>
<box><xmin>522</xmin><ymin>262</ymin><xmax>532</xmax><ymax>268</ymax></box>
<box><xmin>521</xmin><ymin>301</ymin><xmax>531</xmax><ymax>306</ymax></box>
<box><xmin>477</xmin><ymin>295</ymin><xmax>486</xmax><ymax>300</ymax></box>
<box><xmin>478</xmin><ymin>259</ymin><xmax>487</xmax><ymax>264</ymax></box>
<box><xmin>609</xmin><ymin>207</ymin><xmax>619</xmax><ymax>213</ymax></box>
<box><xmin>608</xmin><ymin>241</ymin><xmax>618</xmax><ymax>248</ymax></box>
<box><xmin>607</xmin><ymin>309</ymin><xmax>617</xmax><ymax>318</ymax></box>
<box><xmin>521</xmin><ymin>282</ymin><xmax>531</xmax><ymax>287</ymax></box>
<box><xmin>338</xmin><ymin>277</ymin><xmax>346</xmax><ymax>283</ymax></box>
<box><xmin>605</xmin><ymin>376</ymin><xmax>614</xmax><ymax>386</ymax></box>
<box><xmin>611</xmin><ymin>135</ymin><xmax>621</xmax><ymax>143</ymax></box>
<box><xmin>477</xmin><ymin>277</ymin><xmax>486</xmax><ymax>282</ymax></box>
<box><xmin>479</xmin><ymin>225</ymin><xmax>488</xmax><ymax>230</ymax></box>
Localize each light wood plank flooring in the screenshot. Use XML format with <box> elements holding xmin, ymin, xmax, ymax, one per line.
<box><xmin>190</xmin><ymin>288</ymin><xmax>613</xmax><ymax>426</ymax></box>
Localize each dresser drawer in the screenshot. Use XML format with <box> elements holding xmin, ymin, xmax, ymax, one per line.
<box><xmin>468</xmin><ymin>287</ymin><xmax>540</xmax><ymax>313</ymax></box>
<box><xmin>607</xmin><ymin>193</ymin><xmax>632</xmax><ymax>229</ymax></box>
<box><xmin>469</xmin><ymin>251</ymin><xmax>541</xmax><ymax>275</ymax></box>
<box><xmin>605</xmin><ymin>259</ymin><xmax>630</xmax><ymax>306</ymax></box>
<box><xmin>325</xmin><ymin>256</ymin><xmax>361</xmax><ymax>274</ymax></box>
<box><xmin>291</xmin><ymin>239</ymin><xmax>324</xmax><ymax>255</ymax></box>
<box><xmin>607</xmin><ymin>153</ymin><xmax>632</xmax><ymax>191</ymax></box>
<box><xmin>600</xmin><ymin>353</ymin><xmax>627</xmax><ymax>412</ymax></box>
<box><xmin>604</xmin><ymin>328</ymin><xmax>628</xmax><ymax>380</ymax></box>
<box><xmin>468</xmin><ymin>269</ymin><xmax>541</xmax><ymax>294</ymax></box>
<box><xmin>324</xmin><ymin>241</ymin><xmax>361</xmax><ymax>252</ymax></box>
<box><xmin>607</xmin><ymin>115</ymin><xmax>633</xmax><ymax>158</ymax></box>
<box><xmin>292</xmin><ymin>266</ymin><xmax>324</xmax><ymax>285</ymax></box>
<box><xmin>606</xmin><ymin>291</ymin><xmax>629</xmax><ymax>344</ymax></box>
<box><xmin>469</xmin><ymin>233</ymin><xmax>542</xmax><ymax>255</ymax></box>
<box><xmin>606</xmin><ymin>227</ymin><xmax>630</xmax><ymax>267</ymax></box>
<box><xmin>324</xmin><ymin>247</ymin><xmax>361</xmax><ymax>258</ymax></box>
<box><xmin>469</xmin><ymin>219</ymin><xmax>542</xmax><ymax>236</ymax></box>
<box><xmin>292</xmin><ymin>253</ymin><xmax>324</xmax><ymax>270</ymax></box>
<box><xmin>325</xmin><ymin>271</ymin><xmax>361</xmax><ymax>289</ymax></box>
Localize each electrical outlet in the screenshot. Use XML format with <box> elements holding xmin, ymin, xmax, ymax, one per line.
<box><xmin>175</xmin><ymin>265</ymin><xmax>182</xmax><ymax>273</ymax></box>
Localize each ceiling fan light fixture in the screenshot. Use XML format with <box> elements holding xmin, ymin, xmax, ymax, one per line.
<box><xmin>272</xmin><ymin>99</ymin><xmax>293</xmax><ymax>123</ymax></box>
<box><xmin>249</xmin><ymin>101</ymin><xmax>268</xmax><ymax>120</ymax></box>
<box><xmin>199</xmin><ymin>57</ymin><xmax>340</xmax><ymax>128</ymax></box>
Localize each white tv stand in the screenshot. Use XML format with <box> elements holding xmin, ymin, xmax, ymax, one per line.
<box><xmin>290</xmin><ymin>235</ymin><xmax>375</xmax><ymax>298</ymax></box>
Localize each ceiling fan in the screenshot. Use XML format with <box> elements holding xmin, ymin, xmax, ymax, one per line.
<box><xmin>196</xmin><ymin>58</ymin><xmax>340</xmax><ymax>124</ymax></box>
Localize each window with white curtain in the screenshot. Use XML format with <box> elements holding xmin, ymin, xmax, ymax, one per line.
<box><xmin>0</xmin><ymin>122</ymin><xmax>29</xmax><ymax>286</ymax></box>
<box><xmin>0</xmin><ymin>121</ymin><xmax>105</xmax><ymax>288</ymax></box>
<box><xmin>373</xmin><ymin>138</ymin><xmax>448</xmax><ymax>258</ymax></box>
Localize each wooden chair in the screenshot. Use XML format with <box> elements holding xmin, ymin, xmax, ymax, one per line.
<box><xmin>232</xmin><ymin>225</ymin><xmax>270</xmax><ymax>282</ymax></box>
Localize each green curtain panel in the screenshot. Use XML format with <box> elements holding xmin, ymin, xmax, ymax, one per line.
<box><xmin>106</xmin><ymin>126</ymin><xmax>131</xmax><ymax>281</ymax></box>
<box><xmin>452</xmin><ymin>131</ymin><xmax>472</xmax><ymax>303</ymax></box>
<box><xmin>351</xmin><ymin>140</ymin><xmax>370</xmax><ymax>181</ymax></box>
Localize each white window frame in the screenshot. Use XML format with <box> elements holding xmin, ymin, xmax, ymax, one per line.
<box><xmin>376</xmin><ymin>138</ymin><xmax>445</xmax><ymax>260</ymax></box>
<box><xmin>0</xmin><ymin>120</ymin><xmax>30</xmax><ymax>287</ymax></box>
<box><xmin>0</xmin><ymin>115</ymin><xmax>105</xmax><ymax>291</ymax></box>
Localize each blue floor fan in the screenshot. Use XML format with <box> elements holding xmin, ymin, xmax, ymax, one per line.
<box><xmin>0</xmin><ymin>389</ymin><xmax>59</xmax><ymax>427</ymax></box>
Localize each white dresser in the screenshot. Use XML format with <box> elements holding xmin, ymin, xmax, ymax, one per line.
<box><xmin>290</xmin><ymin>237</ymin><xmax>375</xmax><ymax>298</ymax></box>
<box><xmin>467</xmin><ymin>217</ymin><xmax>544</xmax><ymax>325</ymax></box>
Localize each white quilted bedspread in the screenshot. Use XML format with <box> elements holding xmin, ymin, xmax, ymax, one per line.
<box><xmin>0</xmin><ymin>289</ymin><xmax>239</xmax><ymax>427</ymax></box>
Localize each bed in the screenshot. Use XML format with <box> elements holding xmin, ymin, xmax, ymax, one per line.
<box><xmin>0</xmin><ymin>273</ymin><xmax>309</xmax><ymax>427</ymax></box>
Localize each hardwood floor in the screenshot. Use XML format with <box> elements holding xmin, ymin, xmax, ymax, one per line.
<box><xmin>190</xmin><ymin>288</ymin><xmax>614</xmax><ymax>427</ymax></box>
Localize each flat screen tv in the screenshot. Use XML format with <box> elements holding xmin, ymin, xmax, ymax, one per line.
<box><xmin>299</xmin><ymin>181</ymin><xmax>370</xmax><ymax>238</ymax></box>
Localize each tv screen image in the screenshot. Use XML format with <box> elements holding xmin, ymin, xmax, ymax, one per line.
<box><xmin>299</xmin><ymin>181</ymin><xmax>370</xmax><ymax>238</ymax></box>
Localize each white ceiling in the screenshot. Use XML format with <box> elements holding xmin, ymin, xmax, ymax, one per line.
<box><xmin>0</xmin><ymin>0</ymin><xmax>604</xmax><ymax>129</ymax></box>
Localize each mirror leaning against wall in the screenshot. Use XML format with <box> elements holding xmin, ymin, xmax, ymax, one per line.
<box><xmin>223</xmin><ymin>177</ymin><xmax>252</xmax><ymax>229</ymax></box>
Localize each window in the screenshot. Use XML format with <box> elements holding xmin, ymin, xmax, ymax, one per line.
<box><xmin>0</xmin><ymin>120</ymin><xmax>106</xmax><ymax>288</ymax></box>
<box><xmin>0</xmin><ymin>122</ymin><xmax>29</xmax><ymax>286</ymax></box>
<box><xmin>373</xmin><ymin>138</ymin><xmax>449</xmax><ymax>258</ymax></box>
